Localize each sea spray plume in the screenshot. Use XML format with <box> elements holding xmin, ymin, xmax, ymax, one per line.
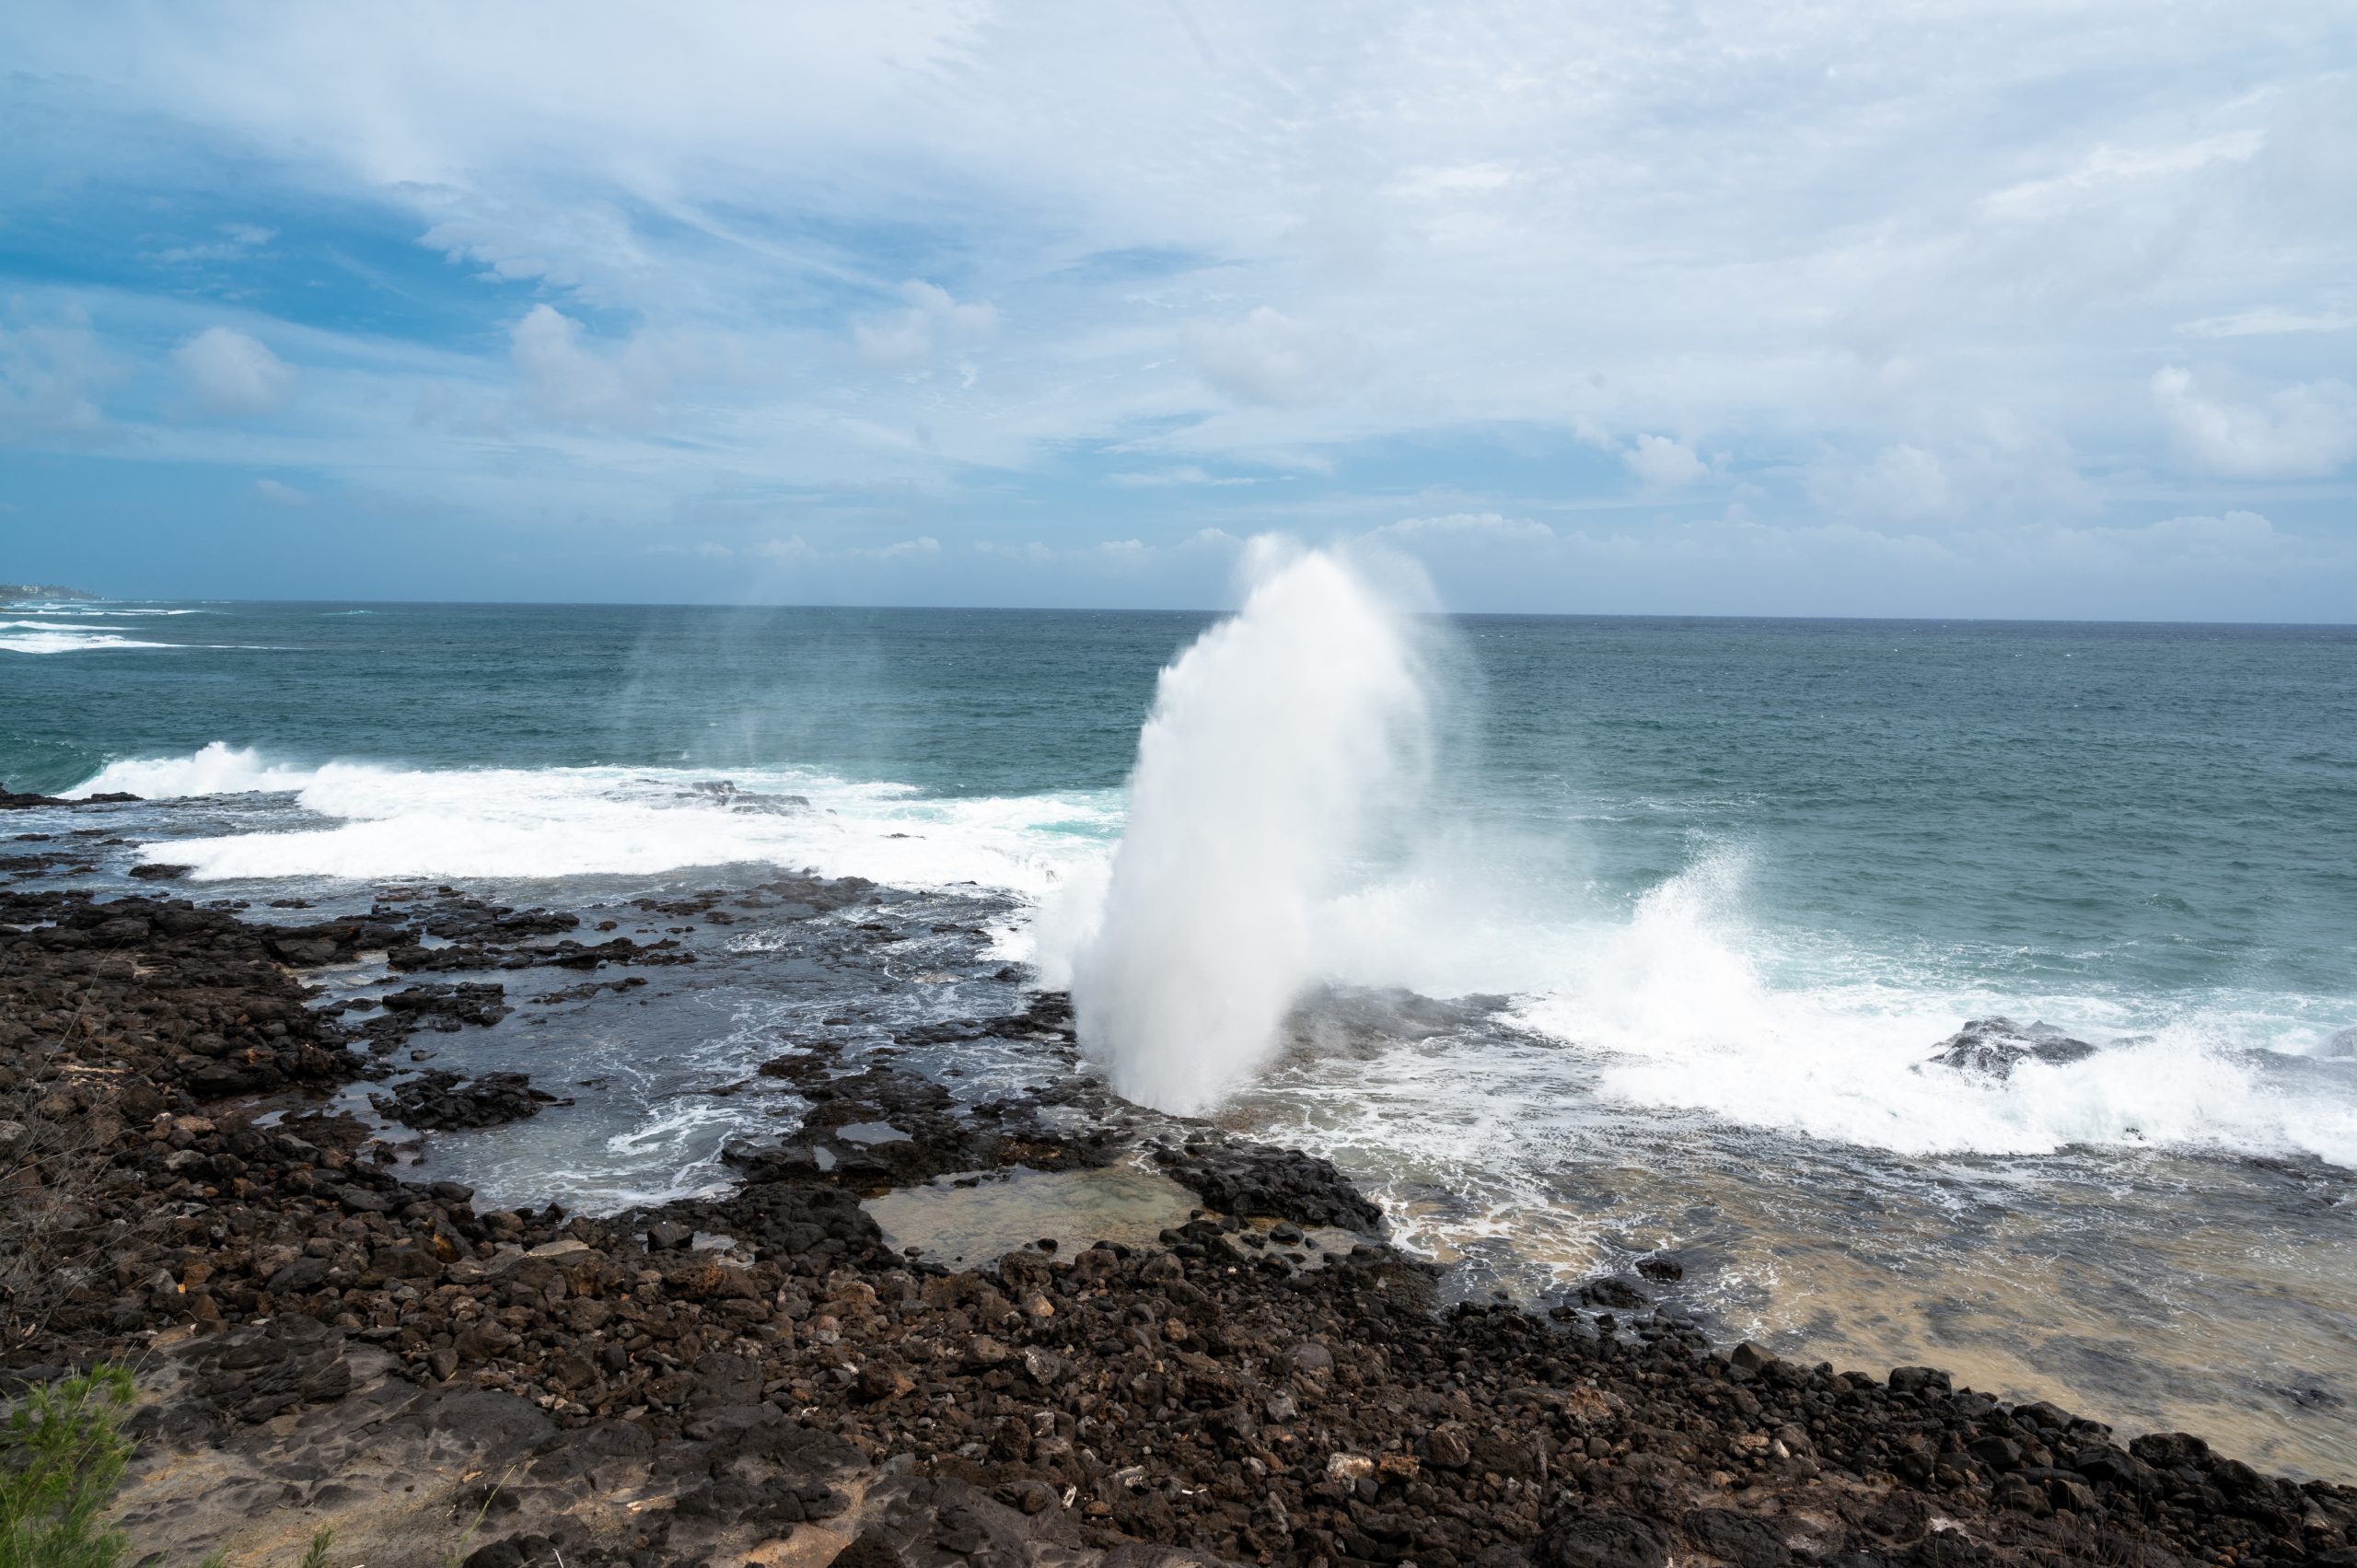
<box><xmin>1072</xmin><ymin>541</ymin><xmax>1434</xmax><ymax>1114</ymax></box>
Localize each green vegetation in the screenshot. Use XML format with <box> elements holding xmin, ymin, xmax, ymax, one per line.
<box><xmin>0</xmin><ymin>1365</ymin><xmax>137</xmax><ymax>1568</ymax></box>
<box><xmin>6</xmin><ymin>1367</ymin><xmax>484</xmax><ymax>1568</ymax></box>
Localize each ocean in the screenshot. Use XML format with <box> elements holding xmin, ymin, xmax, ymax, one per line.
<box><xmin>5</xmin><ymin>592</ymin><xmax>2355</xmax><ymax>1474</ymax></box>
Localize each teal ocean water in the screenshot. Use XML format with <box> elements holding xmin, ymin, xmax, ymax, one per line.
<box><xmin>9</xmin><ymin>600</ymin><xmax>2352</xmax><ymax>1044</ymax></box>
<box><xmin>6</xmin><ymin>597</ymin><xmax>2357</xmax><ymax>1472</ymax></box>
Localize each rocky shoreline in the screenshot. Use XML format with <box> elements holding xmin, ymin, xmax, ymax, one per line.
<box><xmin>5</xmin><ymin>853</ymin><xmax>2355</xmax><ymax>1568</ymax></box>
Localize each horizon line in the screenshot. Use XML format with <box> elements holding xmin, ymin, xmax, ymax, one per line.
<box><xmin>5</xmin><ymin>592</ymin><xmax>2355</xmax><ymax>631</ymax></box>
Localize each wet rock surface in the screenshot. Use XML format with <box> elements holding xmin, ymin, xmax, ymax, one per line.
<box><xmin>374</xmin><ymin>1067</ymin><xmax>555</xmax><ymax>1131</ymax></box>
<box><xmin>1925</xmin><ymin>1017</ymin><xmax>2100</xmax><ymax>1078</ymax></box>
<box><xmin>2</xmin><ymin>881</ymin><xmax>2353</xmax><ymax>1568</ymax></box>
<box><xmin>1149</xmin><ymin>1138</ymin><xmax>1387</xmax><ymax>1232</ymax></box>
<box><xmin>1</xmin><ymin>784</ymin><xmax>142</xmax><ymax>810</ymax></box>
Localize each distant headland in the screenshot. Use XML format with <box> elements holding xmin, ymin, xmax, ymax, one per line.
<box><xmin>0</xmin><ymin>582</ymin><xmax>98</xmax><ymax>602</ymax></box>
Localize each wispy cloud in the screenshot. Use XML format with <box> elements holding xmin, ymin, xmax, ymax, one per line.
<box><xmin>0</xmin><ymin>1</ymin><xmax>2350</xmax><ymax>613</ymax></box>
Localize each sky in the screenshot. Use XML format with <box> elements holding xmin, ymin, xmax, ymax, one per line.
<box><xmin>1</xmin><ymin>2</ymin><xmax>2353</xmax><ymax>619</ymax></box>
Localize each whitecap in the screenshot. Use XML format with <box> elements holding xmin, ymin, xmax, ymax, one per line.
<box><xmin>0</xmin><ymin>630</ymin><xmax>176</xmax><ymax>654</ymax></box>
<box><xmin>78</xmin><ymin>742</ymin><xmax>1120</xmax><ymax>895</ymax></box>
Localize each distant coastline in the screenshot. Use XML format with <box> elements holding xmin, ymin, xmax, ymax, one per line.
<box><xmin>0</xmin><ymin>582</ymin><xmax>97</xmax><ymax>603</ymax></box>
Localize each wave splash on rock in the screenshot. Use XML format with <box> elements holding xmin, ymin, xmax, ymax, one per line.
<box><xmin>1067</xmin><ymin>540</ymin><xmax>1435</xmax><ymax>1116</ymax></box>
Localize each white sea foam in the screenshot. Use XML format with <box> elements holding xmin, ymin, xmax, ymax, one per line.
<box><xmin>1</xmin><ymin>628</ymin><xmax>175</xmax><ymax>654</ymax></box>
<box><xmin>1062</xmin><ymin>540</ymin><xmax>1436</xmax><ymax>1115</ymax></box>
<box><xmin>32</xmin><ymin>606</ymin><xmax>210</xmax><ymax>615</ymax></box>
<box><xmin>82</xmin><ymin>741</ymin><xmax>1118</xmax><ymax>893</ymax></box>
<box><xmin>70</xmin><ymin>742</ymin><xmax>313</xmax><ymax>797</ymax></box>
<box><xmin>1213</xmin><ymin>837</ymin><xmax>2357</xmax><ymax>1168</ymax></box>
<box><xmin>1490</xmin><ymin>850</ymin><xmax>2357</xmax><ymax>1167</ymax></box>
<box><xmin>63</xmin><ymin>728</ymin><xmax>2357</xmax><ymax>1170</ymax></box>
<box><xmin>1214</xmin><ymin>843</ymin><xmax>2348</xmax><ymax>1170</ymax></box>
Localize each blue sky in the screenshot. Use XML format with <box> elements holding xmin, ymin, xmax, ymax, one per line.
<box><xmin>2</xmin><ymin>3</ymin><xmax>2353</xmax><ymax>617</ymax></box>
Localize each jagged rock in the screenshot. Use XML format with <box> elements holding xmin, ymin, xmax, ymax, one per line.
<box><xmin>1927</xmin><ymin>1016</ymin><xmax>2098</xmax><ymax>1078</ymax></box>
<box><xmin>1154</xmin><ymin>1140</ymin><xmax>1384</xmax><ymax>1231</ymax></box>
<box><xmin>1541</xmin><ymin>1511</ymin><xmax>1672</xmax><ymax>1568</ymax></box>
<box><xmin>372</xmin><ymin>1069</ymin><xmax>550</xmax><ymax>1130</ymax></box>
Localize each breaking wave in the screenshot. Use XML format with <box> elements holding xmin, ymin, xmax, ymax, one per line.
<box><xmin>72</xmin><ymin>742</ymin><xmax>1116</xmax><ymax>895</ymax></box>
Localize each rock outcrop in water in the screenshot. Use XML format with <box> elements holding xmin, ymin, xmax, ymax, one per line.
<box><xmin>0</xmin><ymin>781</ymin><xmax>141</xmax><ymax>809</ymax></box>
<box><xmin>5</xmin><ymin>881</ymin><xmax>2355</xmax><ymax>1568</ymax></box>
<box><xmin>1926</xmin><ymin>1017</ymin><xmax>2100</xmax><ymax>1079</ymax></box>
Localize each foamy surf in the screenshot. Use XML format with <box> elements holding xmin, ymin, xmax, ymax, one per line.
<box><xmin>70</xmin><ymin>741</ymin><xmax>315</xmax><ymax>796</ymax></box>
<box><xmin>75</xmin><ymin>741</ymin><xmax>1119</xmax><ymax>896</ymax></box>
<box><xmin>0</xmin><ymin>621</ymin><xmax>178</xmax><ymax>654</ymax></box>
<box><xmin>1222</xmin><ymin>842</ymin><xmax>2357</xmax><ymax>1168</ymax></box>
<box><xmin>56</xmin><ymin>741</ymin><xmax>2357</xmax><ymax>1170</ymax></box>
<box><xmin>1494</xmin><ymin>850</ymin><xmax>2357</xmax><ymax>1167</ymax></box>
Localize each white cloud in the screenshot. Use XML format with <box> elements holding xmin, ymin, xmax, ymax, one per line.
<box><xmin>506</xmin><ymin>304</ymin><xmax>749</xmax><ymax>428</ymax></box>
<box><xmin>153</xmin><ymin>223</ymin><xmax>276</xmax><ymax>264</ymax></box>
<box><xmin>1104</xmin><ymin>465</ymin><xmax>1254</xmax><ymax>488</ymax></box>
<box><xmin>1810</xmin><ymin>445</ymin><xmax>1954</xmax><ymax>524</ymax></box>
<box><xmin>4</xmin><ymin>4</ymin><xmax>2354</xmax><ymax>612</ymax></box>
<box><xmin>509</xmin><ymin>304</ymin><xmax>644</xmax><ymax>425</ymax></box>
<box><xmin>1188</xmin><ymin>308</ymin><xmax>1364</xmax><ymax>407</ymax></box>
<box><xmin>858</xmin><ymin>535</ymin><xmax>941</xmax><ymax>561</ymax></box>
<box><xmin>1371</xmin><ymin>512</ymin><xmax>1555</xmax><ymax>546</ymax></box>
<box><xmin>173</xmin><ymin>326</ymin><xmax>295</xmax><ymax>416</ymax></box>
<box><xmin>853</xmin><ymin>282</ymin><xmax>996</xmax><ymax>372</ymax></box>
<box><xmin>1623</xmin><ymin>434</ymin><xmax>1706</xmax><ymax>493</ymax></box>
<box><xmin>2153</xmin><ymin>366</ymin><xmax>2357</xmax><ymax>478</ymax></box>
<box><xmin>2106</xmin><ymin>509</ymin><xmax>2281</xmax><ymax>560</ymax></box>
<box><xmin>739</xmin><ymin>533</ymin><xmax>938</xmax><ymax>565</ymax></box>
<box><xmin>1977</xmin><ymin>130</ymin><xmax>2262</xmax><ymax>223</ymax></box>
<box><xmin>0</xmin><ymin>308</ymin><xmax>115</xmax><ymax>442</ymax></box>
<box><xmin>1570</xmin><ymin>426</ymin><xmax>1713</xmax><ymax>494</ymax></box>
<box><xmin>251</xmin><ymin>477</ymin><xmax>312</xmax><ymax>506</ymax></box>
<box><xmin>1805</xmin><ymin>414</ymin><xmax>2095</xmax><ymax>528</ymax></box>
<box><xmin>972</xmin><ymin>528</ymin><xmax>1244</xmax><ymax>569</ymax></box>
<box><xmin>2177</xmin><ymin>306</ymin><xmax>2357</xmax><ymax>339</ymax></box>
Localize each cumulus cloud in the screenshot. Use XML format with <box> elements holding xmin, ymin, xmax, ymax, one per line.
<box><xmin>1188</xmin><ymin>308</ymin><xmax>1364</xmax><ymax>406</ymax></box>
<box><xmin>1623</xmin><ymin>434</ymin><xmax>1707</xmax><ymax>493</ymax></box>
<box><xmin>2097</xmin><ymin>509</ymin><xmax>2282</xmax><ymax>561</ymax></box>
<box><xmin>1572</xmin><ymin>425</ymin><xmax>1713</xmax><ymax>494</ymax></box>
<box><xmin>1811</xmin><ymin>445</ymin><xmax>1955</xmax><ymax>524</ymax></box>
<box><xmin>2152</xmin><ymin>366</ymin><xmax>2357</xmax><ymax>478</ymax></box>
<box><xmin>859</xmin><ymin>535</ymin><xmax>941</xmax><ymax>561</ymax></box>
<box><xmin>1804</xmin><ymin>414</ymin><xmax>2095</xmax><ymax>528</ymax></box>
<box><xmin>173</xmin><ymin>326</ymin><xmax>295</xmax><ymax>416</ymax></box>
<box><xmin>853</xmin><ymin>282</ymin><xmax>996</xmax><ymax>371</ymax></box>
<box><xmin>506</xmin><ymin>305</ymin><xmax>749</xmax><ymax>428</ymax></box>
<box><xmin>510</xmin><ymin>305</ymin><xmax>645</xmax><ymax>425</ymax></box>
<box><xmin>0</xmin><ymin>308</ymin><xmax>116</xmax><ymax>442</ymax></box>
